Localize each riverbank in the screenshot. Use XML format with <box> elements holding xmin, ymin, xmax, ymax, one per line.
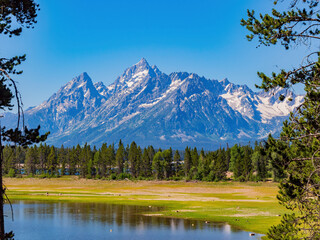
<box><xmin>4</xmin><ymin>177</ymin><xmax>286</xmax><ymax>237</ymax></box>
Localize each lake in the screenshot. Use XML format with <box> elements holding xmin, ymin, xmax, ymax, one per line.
<box><xmin>4</xmin><ymin>201</ymin><xmax>262</xmax><ymax>240</ymax></box>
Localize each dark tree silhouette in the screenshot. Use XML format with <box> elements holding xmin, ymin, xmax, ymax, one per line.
<box><xmin>0</xmin><ymin>1</ymin><xmax>48</xmax><ymax>238</ymax></box>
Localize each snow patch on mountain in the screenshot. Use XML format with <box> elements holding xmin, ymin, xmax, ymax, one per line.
<box><xmin>256</xmin><ymin>94</ymin><xmax>304</xmax><ymax>122</ymax></box>
<box><xmin>138</xmin><ymin>77</ymin><xmax>184</xmax><ymax>109</ymax></box>
<box><xmin>237</xmin><ymin>130</ymin><xmax>251</xmax><ymax>138</ymax></box>
<box><xmin>127</xmin><ymin>69</ymin><xmax>149</xmax><ymax>88</ymax></box>
<box><xmin>220</xmin><ymin>83</ymin><xmax>304</xmax><ymax>123</ymax></box>
<box><xmin>171</xmin><ymin>131</ymin><xmax>196</xmax><ymax>142</ymax></box>
<box><xmin>220</xmin><ymin>86</ymin><xmax>255</xmax><ymax>119</ymax></box>
<box><xmin>119</xmin><ymin>111</ymin><xmax>141</xmax><ymax>125</ymax></box>
<box><xmin>94</xmin><ymin>82</ymin><xmax>109</xmax><ymax>97</ymax></box>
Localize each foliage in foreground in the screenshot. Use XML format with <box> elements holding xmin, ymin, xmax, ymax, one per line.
<box><xmin>0</xmin><ymin>0</ymin><xmax>48</xmax><ymax>238</ymax></box>
<box><xmin>242</xmin><ymin>0</ymin><xmax>320</xmax><ymax>238</ymax></box>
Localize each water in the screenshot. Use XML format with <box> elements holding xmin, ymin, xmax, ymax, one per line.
<box><xmin>4</xmin><ymin>201</ymin><xmax>262</xmax><ymax>240</ymax></box>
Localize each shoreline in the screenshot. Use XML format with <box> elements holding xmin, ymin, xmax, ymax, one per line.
<box><xmin>4</xmin><ymin>176</ymin><xmax>286</xmax><ymax>236</ymax></box>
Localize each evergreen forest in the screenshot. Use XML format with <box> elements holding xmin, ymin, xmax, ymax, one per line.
<box><xmin>2</xmin><ymin>139</ymin><xmax>286</xmax><ymax>182</ymax></box>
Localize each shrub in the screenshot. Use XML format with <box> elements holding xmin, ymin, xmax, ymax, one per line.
<box><xmin>237</xmin><ymin>176</ymin><xmax>246</xmax><ymax>182</ymax></box>
<box><xmin>116</xmin><ymin>173</ymin><xmax>132</xmax><ymax>180</ymax></box>
<box><xmin>108</xmin><ymin>173</ymin><xmax>117</xmax><ymax>180</ymax></box>
<box><xmin>8</xmin><ymin>169</ymin><xmax>16</xmax><ymax>178</ymax></box>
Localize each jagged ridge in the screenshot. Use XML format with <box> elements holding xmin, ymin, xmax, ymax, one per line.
<box><xmin>2</xmin><ymin>58</ymin><xmax>304</xmax><ymax>149</ymax></box>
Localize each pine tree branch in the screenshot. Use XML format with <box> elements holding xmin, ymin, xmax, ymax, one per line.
<box><xmin>299</xmin><ymin>24</ymin><xmax>320</xmax><ymax>35</ymax></box>
<box><xmin>283</xmin><ymin>133</ymin><xmax>320</xmax><ymax>141</ymax></box>
<box><xmin>291</xmin><ymin>34</ymin><xmax>320</xmax><ymax>40</ymax></box>
<box><xmin>0</xmin><ymin>68</ymin><xmax>24</xmax><ymax>130</ymax></box>
<box><xmin>292</xmin><ymin>157</ymin><xmax>320</xmax><ymax>161</ymax></box>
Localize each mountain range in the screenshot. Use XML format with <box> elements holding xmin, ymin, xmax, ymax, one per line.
<box><xmin>2</xmin><ymin>58</ymin><xmax>304</xmax><ymax>149</ymax></box>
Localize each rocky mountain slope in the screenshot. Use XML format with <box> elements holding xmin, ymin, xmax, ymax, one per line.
<box><xmin>2</xmin><ymin>58</ymin><xmax>304</xmax><ymax>149</ymax></box>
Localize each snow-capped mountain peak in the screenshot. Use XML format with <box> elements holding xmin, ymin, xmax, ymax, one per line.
<box><xmin>2</xmin><ymin>59</ymin><xmax>304</xmax><ymax>149</ymax></box>
<box><xmin>58</xmin><ymin>72</ymin><xmax>97</xmax><ymax>97</ymax></box>
<box><xmin>122</xmin><ymin>58</ymin><xmax>151</xmax><ymax>79</ymax></box>
<box><xmin>94</xmin><ymin>82</ymin><xmax>109</xmax><ymax>97</ymax></box>
<box><xmin>113</xmin><ymin>59</ymin><xmax>152</xmax><ymax>88</ymax></box>
<box><xmin>151</xmin><ymin>65</ymin><xmax>161</xmax><ymax>75</ymax></box>
<box><xmin>136</xmin><ymin>57</ymin><xmax>149</xmax><ymax>68</ymax></box>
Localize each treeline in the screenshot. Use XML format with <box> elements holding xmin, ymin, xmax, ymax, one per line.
<box><xmin>2</xmin><ymin>140</ymin><xmax>285</xmax><ymax>182</ymax></box>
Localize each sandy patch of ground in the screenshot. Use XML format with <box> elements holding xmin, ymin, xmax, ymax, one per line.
<box><xmin>172</xmin><ymin>209</ymin><xmax>196</xmax><ymax>212</ymax></box>
<box><xmin>4</xmin><ymin>177</ymin><xmax>278</xmax><ymax>203</ymax></box>
<box><xmin>142</xmin><ymin>214</ymin><xmax>163</xmax><ymax>216</ymax></box>
<box><xmin>226</xmin><ymin>212</ymin><xmax>278</xmax><ymax>217</ymax></box>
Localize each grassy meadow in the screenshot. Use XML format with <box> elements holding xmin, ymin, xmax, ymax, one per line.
<box><xmin>4</xmin><ymin>177</ymin><xmax>287</xmax><ymax>236</ymax></box>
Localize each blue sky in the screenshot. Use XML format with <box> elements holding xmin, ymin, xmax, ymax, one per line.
<box><xmin>1</xmin><ymin>0</ymin><xmax>308</xmax><ymax>109</ymax></box>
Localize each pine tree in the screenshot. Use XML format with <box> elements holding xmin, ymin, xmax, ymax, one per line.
<box><xmin>198</xmin><ymin>149</ymin><xmax>210</xmax><ymax>181</ymax></box>
<box><xmin>184</xmin><ymin>147</ymin><xmax>192</xmax><ymax>178</ymax></box>
<box><xmin>242</xmin><ymin>1</ymin><xmax>320</xmax><ymax>237</ymax></box>
<box><xmin>87</xmin><ymin>158</ymin><xmax>94</xmax><ymax>178</ymax></box>
<box><xmin>128</xmin><ymin>141</ymin><xmax>140</xmax><ymax>178</ymax></box>
<box><xmin>173</xmin><ymin>150</ymin><xmax>181</xmax><ymax>177</ymax></box>
<box><xmin>79</xmin><ymin>144</ymin><xmax>87</xmax><ymax>178</ymax></box>
<box><xmin>242</xmin><ymin>146</ymin><xmax>253</xmax><ymax>181</ymax></box>
<box><xmin>229</xmin><ymin>144</ymin><xmax>244</xmax><ymax>179</ymax></box>
<box><xmin>14</xmin><ymin>147</ymin><xmax>25</xmax><ymax>175</ymax></box>
<box><xmin>58</xmin><ymin>145</ymin><xmax>66</xmax><ymax>176</ymax></box>
<box><xmin>25</xmin><ymin>146</ymin><xmax>37</xmax><ymax>176</ymax></box>
<box><xmin>251</xmin><ymin>143</ymin><xmax>268</xmax><ymax>181</ymax></box>
<box><xmin>86</xmin><ymin>144</ymin><xmax>94</xmax><ymax>178</ymax></box>
<box><xmin>152</xmin><ymin>151</ymin><xmax>163</xmax><ymax>180</ymax></box>
<box><xmin>147</xmin><ymin>146</ymin><xmax>155</xmax><ymax>163</ymax></box>
<box><xmin>207</xmin><ymin>152</ymin><xmax>216</xmax><ymax>181</ymax></box>
<box><xmin>162</xmin><ymin>148</ymin><xmax>173</xmax><ymax>179</ymax></box>
<box><xmin>190</xmin><ymin>147</ymin><xmax>199</xmax><ymax>178</ymax></box>
<box><xmin>100</xmin><ymin>143</ymin><xmax>108</xmax><ymax>177</ymax></box>
<box><xmin>68</xmin><ymin>147</ymin><xmax>77</xmax><ymax>175</ymax></box>
<box><xmin>3</xmin><ymin>146</ymin><xmax>14</xmax><ymax>175</ymax></box>
<box><xmin>212</xmin><ymin>148</ymin><xmax>228</xmax><ymax>181</ymax></box>
<box><xmin>93</xmin><ymin>150</ymin><xmax>100</xmax><ymax>177</ymax></box>
<box><xmin>47</xmin><ymin>146</ymin><xmax>57</xmax><ymax>176</ymax></box>
<box><xmin>38</xmin><ymin>144</ymin><xmax>48</xmax><ymax>175</ymax></box>
<box><xmin>116</xmin><ymin>140</ymin><xmax>125</xmax><ymax>174</ymax></box>
<box><xmin>74</xmin><ymin>145</ymin><xmax>82</xmax><ymax>175</ymax></box>
<box><xmin>105</xmin><ymin>144</ymin><xmax>115</xmax><ymax>176</ymax></box>
<box><xmin>141</xmin><ymin>148</ymin><xmax>151</xmax><ymax>177</ymax></box>
<box><xmin>124</xmin><ymin>144</ymin><xmax>130</xmax><ymax>175</ymax></box>
<box><xmin>0</xmin><ymin>1</ymin><xmax>49</xmax><ymax>237</ymax></box>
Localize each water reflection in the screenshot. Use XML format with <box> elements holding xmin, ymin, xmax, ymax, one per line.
<box><xmin>4</xmin><ymin>201</ymin><xmax>261</xmax><ymax>240</ymax></box>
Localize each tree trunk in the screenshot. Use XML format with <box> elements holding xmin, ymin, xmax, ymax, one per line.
<box><xmin>0</xmin><ymin>127</ymin><xmax>5</xmax><ymax>239</ymax></box>
<box><xmin>0</xmin><ymin>169</ymin><xmax>4</xmax><ymax>239</ymax></box>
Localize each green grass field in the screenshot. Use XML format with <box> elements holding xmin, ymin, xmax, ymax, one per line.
<box><xmin>4</xmin><ymin>176</ymin><xmax>287</xmax><ymax>237</ymax></box>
